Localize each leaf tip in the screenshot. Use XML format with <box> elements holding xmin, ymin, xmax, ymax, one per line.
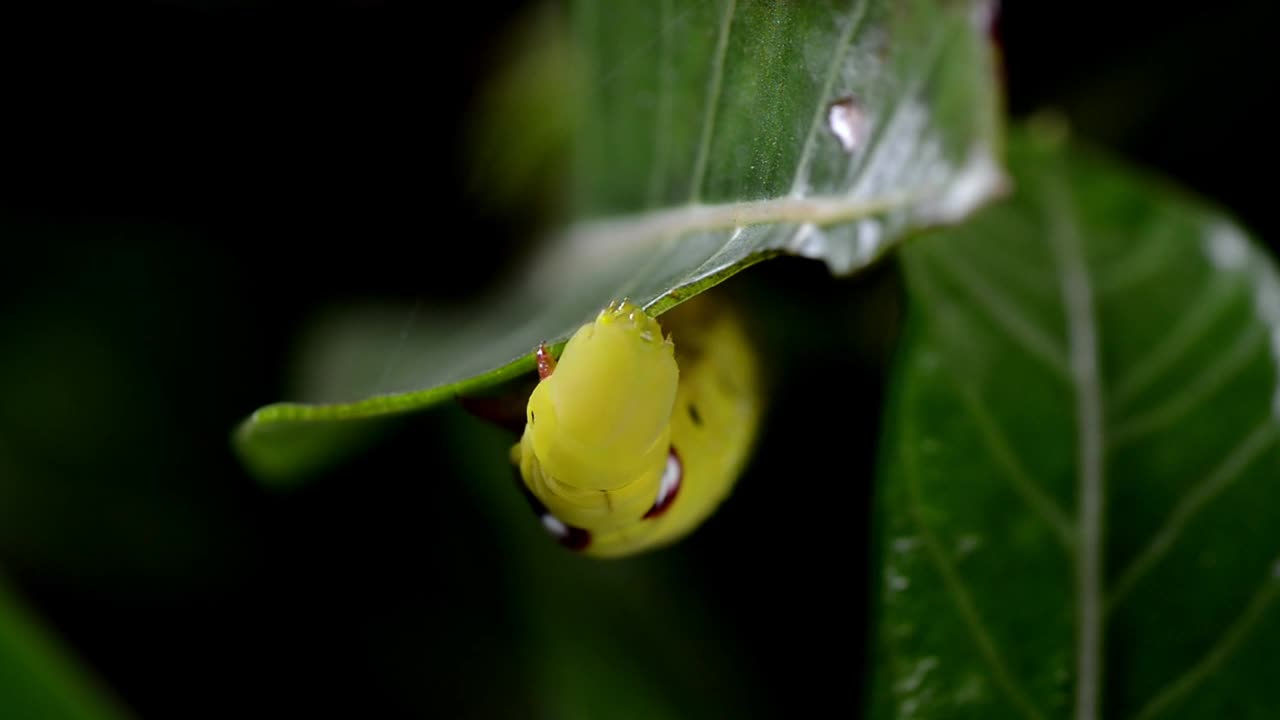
<box><xmin>1026</xmin><ymin>109</ymin><xmax>1072</xmax><ymax>150</ymax></box>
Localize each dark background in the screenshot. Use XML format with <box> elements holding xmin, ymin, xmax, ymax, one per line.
<box><xmin>2</xmin><ymin>1</ymin><xmax>1277</xmax><ymax>717</ymax></box>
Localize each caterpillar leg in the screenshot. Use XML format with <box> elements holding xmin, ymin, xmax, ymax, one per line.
<box><xmin>535</xmin><ymin>343</ymin><xmax>556</xmax><ymax>380</ymax></box>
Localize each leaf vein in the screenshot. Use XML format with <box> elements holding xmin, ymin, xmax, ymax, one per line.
<box><xmin>958</xmin><ymin>387</ymin><xmax>1077</xmax><ymax>550</ymax></box>
<box><xmin>1107</xmin><ymin>421</ymin><xmax>1278</xmax><ymax>612</ymax></box>
<box><xmin>844</xmin><ymin>19</ymin><xmax>950</xmax><ymax>195</ymax></box>
<box><xmin>1109</xmin><ymin>276</ymin><xmax>1243</xmax><ymax>414</ymax></box>
<box><xmin>927</xmin><ymin>246</ymin><xmax>1072</xmax><ymax>380</ymax></box>
<box><xmin>688</xmin><ymin>0</ymin><xmax>736</xmax><ymax>202</ymax></box>
<box><xmin>789</xmin><ymin>0</ymin><xmax>870</xmax><ymax>194</ymax></box>
<box><xmin>903</xmin><ymin>400</ymin><xmax>1047</xmax><ymax>720</ymax></box>
<box><xmin>1110</xmin><ymin>322</ymin><xmax>1267</xmax><ymax>449</ymax></box>
<box><xmin>1093</xmin><ymin>216</ymin><xmax>1180</xmax><ymax>296</ymax></box>
<box><xmin>1132</xmin><ymin>560</ymin><xmax>1280</xmax><ymax>720</ymax></box>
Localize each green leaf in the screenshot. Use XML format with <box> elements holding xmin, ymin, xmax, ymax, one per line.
<box><xmin>235</xmin><ymin>0</ymin><xmax>1003</xmax><ymax>484</ymax></box>
<box><xmin>0</xmin><ymin>577</ymin><xmax>129</xmax><ymax>719</ymax></box>
<box><xmin>870</xmin><ymin>122</ymin><xmax>1280</xmax><ymax>718</ymax></box>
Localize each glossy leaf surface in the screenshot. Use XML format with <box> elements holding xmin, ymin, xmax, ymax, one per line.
<box><xmin>871</xmin><ymin>125</ymin><xmax>1280</xmax><ymax>719</ymax></box>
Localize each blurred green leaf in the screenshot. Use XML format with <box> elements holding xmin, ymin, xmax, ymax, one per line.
<box><xmin>235</xmin><ymin>0</ymin><xmax>1003</xmax><ymax>484</ymax></box>
<box><xmin>465</xmin><ymin>1</ymin><xmax>576</xmax><ymax>218</ymax></box>
<box><xmin>869</xmin><ymin>123</ymin><xmax>1280</xmax><ymax>718</ymax></box>
<box><xmin>0</xmin><ymin>578</ymin><xmax>128</xmax><ymax>719</ymax></box>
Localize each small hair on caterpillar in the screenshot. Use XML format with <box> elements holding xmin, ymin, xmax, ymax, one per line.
<box><xmin>512</xmin><ymin>295</ymin><xmax>763</xmax><ymax>558</ymax></box>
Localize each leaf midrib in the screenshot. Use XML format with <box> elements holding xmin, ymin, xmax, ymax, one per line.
<box><xmin>1039</xmin><ymin>169</ymin><xmax>1105</xmax><ymax>720</ymax></box>
<box><xmin>923</xmin><ymin>152</ymin><xmax>1280</xmax><ymax>719</ymax></box>
<box><xmin>561</xmin><ymin>191</ymin><xmax>918</xmax><ymax>264</ymax></box>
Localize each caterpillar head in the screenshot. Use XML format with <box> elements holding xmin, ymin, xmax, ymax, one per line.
<box><xmin>519</xmin><ymin>301</ymin><xmax>678</xmax><ymax>532</ymax></box>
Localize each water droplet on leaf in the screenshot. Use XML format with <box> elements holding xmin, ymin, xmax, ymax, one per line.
<box><xmin>826</xmin><ymin>95</ymin><xmax>867</xmax><ymax>153</ymax></box>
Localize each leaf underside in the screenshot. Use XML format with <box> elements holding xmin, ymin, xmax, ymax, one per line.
<box><xmin>234</xmin><ymin>0</ymin><xmax>1004</xmax><ymax>484</ymax></box>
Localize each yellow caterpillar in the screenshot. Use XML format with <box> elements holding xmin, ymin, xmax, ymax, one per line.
<box><xmin>511</xmin><ymin>295</ymin><xmax>763</xmax><ymax>557</ymax></box>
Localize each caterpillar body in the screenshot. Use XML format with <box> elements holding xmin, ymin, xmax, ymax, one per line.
<box><xmin>511</xmin><ymin>296</ymin><xmax>763</xmax><ymax>558</ymax></box>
